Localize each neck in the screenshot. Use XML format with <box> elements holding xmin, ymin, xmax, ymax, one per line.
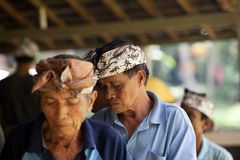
<box><xmin>196</xmin><ymin>134</ymin><xmax>203</xmax><ymax>155</ymax></box>
<box><xmin>16</xmin><ymin>63</ymin><xmax>31</xmax><ymax>76</ymax></box>
<box><xmin>43</xmin><ymin>121</ymin><xmax>82</xmax><ymax>147</ymax></box>
<box><xmin>119</xmin><ymin>89</ymin><xmax>153</xmax><ymax>121</ymax></box>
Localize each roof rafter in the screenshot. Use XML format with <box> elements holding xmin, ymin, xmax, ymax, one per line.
<box><xmin>138</xmin><ymin>32</ymin><xmax>149</xmax><ymax>45</ymax></box>
<box><xmin>201</xmin><ymin>24</ymin><xmax>217</xmax><ymax>39</ymax></box>
<box><xmin>103</xmin><ymin>0</ymin><xmax>151</xmax><ymax>46</ymax></box>
<box><xmin>101</xmin><ymin>34</ymin><xmax>113</xmax><ymax>43</ymax></box>
<box><xmin>29</xmin><ymin>0</ymin><xmax>66</xmax><ymax>27</ymax></box>
<box><xmin>137</xmin><ymin>0</ymin><xmax>161</xmax><ymax>17</ymax></box>
<box><xmin>175</xmin><ymin>0</ymin><xmax>198</xmax><ymax>15</ymax></box>
<box><xmin>71</xmin><ymin>36</ymin><xmax>87</xmax><ymax>48</ymax></box>
<box><xmin>0</xmin><ymin>0</ymin><xmax>58</xmax><ymax>49</ymax></box>
<box><xmin>176</xmin><ymin>0</ymin><xmax>218</xmax><ymax>39</ymax></box>
<box><xmin>0</xmin><ymin>13</ymin><xmax>236</xmax><ymax>42</ymax></box>
<box><xmin>30</xmin><ymin>0</ymin><xmax>89</xmax><ymax>49</ymax></box>
<box><xmin>40</xmin><ymin>38</ymin><xmax>56</xmax><ymax>49</ymax></box>
<box><xmin>137</xmin><ymin>0</ymin><xmax>180</xmax><ymax>42</ymax></box>
<box><xmin>217</xmin><ymin>0</ymin><xmax>237</xmax><ymax>12</ymax></box>
<box><xmin>166</xmin><ymin>29</ymin><xmax>180</xmax><ymax>41</ymax></box>
<box><xmin>103</xmin><ymin>0</ymin><xmax>129</xmax><ymax>21</ymax></box>
<box><xmin>66</xmin><ymin>0</ymin><xmax>96</xmax><ymax>24</ymax></box>
<box><xmin>0</xmin><ymin>0</ymin><xmax>34</xmax><ymax>28</ymax></box>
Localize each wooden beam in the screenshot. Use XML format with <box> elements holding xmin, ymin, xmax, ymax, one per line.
<box><xmin>0</xmin><ymin>0</ymin><xmax>56</xmax><ymax>50</ymax></box>
<box><xmin>72</xmin><ymin>36</ymin><xmax>86</xmax><ymax>48</ymax></box>
<box><xmin>137</xmin><ymin>0</ymin><xmax>160</xmax><ymax>17</ymax></box>
<box><xmin>0</xmin><ymin>0</ymin><xmax>34</xmax><ymax>28</ymax></box>
<box><xmin>149</xmin><ymin>32</ymin><xmax>236</xmax><ymax>45</ymax></box>
<box><xmin>201</xmin><ymin>24</ymin><xmax>217</xmax><ymax>39</ymax></box>
<box><xmin>166</xmin><ymin>29</ymin><xmax>180</xmax><ymax>41</ymax></box>
<box><xmin>40</xmin><ymin>38</ymin><xmax>56</xmax><ymax>49</ymax></box>
<box><xmin>66</xmin><ymin>0</ymin><xmax>96</xmax><ymax>24</ymax></box>
<box><xmin>175</xmin><ymin>0</ymin><xmax>198</xmax><ymax>15</ymax></box>
<box><xmin>0</xmin><ymin>31</ymin><xmax>235</xmax><ymax>53</ymax></box>
<box><xmin>176</xmin><ymin>0</ymin><xmax>218</xmax><ymax>39</ymax></box>
<box><xmin>101</xmin><ymin>34</ymin><xmax>113</xmax><ymax>43</ymax></box>
<box><xmin>103</xmin><ymin>0</ymin><xmax>129</xmax><ymax>21</ymax></box>
<box><xmin>30</xmin><ymin>0</ymin><xmax>66</xmax><ymax>27</ymax></box>
<box><xmin>138</xmin><ymin>33</ymin><xmax>149</xmax><ymax>44</ymax></box>
<box><xmin>217</xmin><ymin>0</ymin><xmax>237</xmax><ymax>12</ymax></box>
<box><xmin>0</xmin><ymin>13</ymin><xmax>236</xmax><ymax>41</ymax></box>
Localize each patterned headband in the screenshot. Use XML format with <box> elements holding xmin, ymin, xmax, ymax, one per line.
<box><xmin>96</xmin><ymin>45</ymin><xmax>146</xmax><ymax>79</ymax></box>
<box><xmin>32</xmin><ymin>57</ymin><xmax>97</xmax><ymax>94</ymax></box>
<box><xmin>182</xmin><ymin>90</ymin><xmax>214</xmax><ymax>119</ymax></box>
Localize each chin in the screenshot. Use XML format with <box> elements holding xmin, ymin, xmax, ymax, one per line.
<box><xmin>110</xmin><ymin>104</ymin><xmax>127</xmax><ymax>113</ymax></box>
<box><xmin>57</xmin><ymin>127</ymin><xmax>78</xmax><ymax>136</ymax></box>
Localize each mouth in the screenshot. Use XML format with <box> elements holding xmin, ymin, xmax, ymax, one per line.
<box><xmin>109</xmin><ymin>101</ymin><xmax>120</xmax><ymax>106</ymax></box>
<box><xmin>54</xmin><ymin>122</ymin><xmax>72</xmax><ymax>128</ymax></box>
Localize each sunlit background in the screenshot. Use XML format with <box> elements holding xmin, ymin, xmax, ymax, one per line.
<box><xmin>0</xmin><ymin>39</ymin><xmax>239</xmax><ymax>129</ymax></box>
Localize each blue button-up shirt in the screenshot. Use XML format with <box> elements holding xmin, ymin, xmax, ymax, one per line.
<box><xmin>92</xmin><ymin>91</ymin><xmax>197</xmax><ymax>160</ymax></box>
<box><xmin>0</xmin><ymin>113</ymin><xmax>128</xmax><ymax>160</ymax></box>
<box><xmin>198</xmin><ymin>136</ymin><xmax>233</xmax><ymax>160</ymax></box>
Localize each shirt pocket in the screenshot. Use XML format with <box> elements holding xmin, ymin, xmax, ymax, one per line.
<box><xmin>148</xmin><ymin>151</ymin><xmax>166</xmax><ymax>160</ymax></box>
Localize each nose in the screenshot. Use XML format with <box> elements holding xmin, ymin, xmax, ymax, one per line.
<box><xmin>55</xmin><ymin>103</ymin><xmax>68</xmax><ymax>121</ymax></box>
<box><xmin>106</xmin><ymin>87</ymin><xmax>116</xmax><ymax>100</ymax></box>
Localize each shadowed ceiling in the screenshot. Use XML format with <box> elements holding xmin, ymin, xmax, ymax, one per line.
<box><xmin>0</xmin><ymin>0</ymin><xmax>237</xmax><ymax>53</ymax></box>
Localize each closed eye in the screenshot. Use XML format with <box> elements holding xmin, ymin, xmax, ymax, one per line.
<box><xmin>45</xmin><ymin>97</ymin><xmax>56</xmax><ymax>105</ymax></box>
<box><xmin>67</xmin><ymin>97</ymin><xmax>80</xmax><ymax>105</ymax></box>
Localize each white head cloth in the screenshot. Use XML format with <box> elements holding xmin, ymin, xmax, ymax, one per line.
<box><xmin>182</xmin><ymin>89</ymin><xmax>214</xmax><ymax>119</ymax></box>
<box><xmin>15</xmin><ymin>38</ymin><xmax>39</xmax><ymax>58</ymax></box>
<box><xmin>96</xmin><ymin>45</ymin><xmax>146</xmax><ymax>79</ymax></box>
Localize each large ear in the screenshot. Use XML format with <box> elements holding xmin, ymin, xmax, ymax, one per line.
<box><xmin>87</xmin><ymin>90</ymin><xmax>98</xmax><ymax>112</ymax></box>
<box><xmin>202</xmin><ymin>118</ymin><xmax>214</xmax><ymax>132</ymax></box>
<box><xmin>136</xmin><ymin>70</ymin><xmax>147</xmax><ymax>86</ymax></box>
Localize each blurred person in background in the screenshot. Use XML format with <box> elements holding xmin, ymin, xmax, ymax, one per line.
<box><xmin>89</xmin><ymin>39</ymin><xmax>196</xmax><ymax>160</ymax></box>
<box><xmin>0</xmin><ymin>38</ymin><xmax>41</xmax><ymax>134</ymax></box>
<box><xmin>181</xmin><ymin>88</ymin><xmax>233</xmax><ymax>160</ymax></box>
<box><xmin>0</xmin><ymin>54</ymin><xmax>128</xmax><ymax>160</ymax></box>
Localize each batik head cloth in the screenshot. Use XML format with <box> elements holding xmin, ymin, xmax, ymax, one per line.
<box><xmin>15</xmin><ymin>38</ymin><xmax>39</xmax><ymax>59</ymax></box>
<box><xmin>96</xmin><ymin>45</ymin><xmax>146</xmax><ymax>79</ymax></box>
<box><xmin>32</xmin><ymin>56</ymin><xmax>97</xmax><ymax>94</ymax></box>
<box><xmin>182</xmin><ymin>89</ymin><xmax>214</xmax><ymax>119</ymax></box>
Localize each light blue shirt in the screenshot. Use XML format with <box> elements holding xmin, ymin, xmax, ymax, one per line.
<box><xmin>198</xmin><ymin>136</ymin><xmax>233</xmax><ymax>160</ymax></box>
<box><xmin>92</xmin><ymin>91</ymin><xmax>197</xmax><ymax>160</ymax></box>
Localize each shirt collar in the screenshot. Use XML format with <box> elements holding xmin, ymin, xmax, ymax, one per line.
<box><xmin>198</xmin><ymin>136</ymin><xmax>208</xmax><ymax>159</ymax></box>
<box><xmin>110</xmin><ymin>91</ymin><xmax>167</xmax><ymax>125</ymax></box>
<box><xmin>147</xmin><ymin>91</ymin><xmax>167</xmax><ymax>125</ymax></box>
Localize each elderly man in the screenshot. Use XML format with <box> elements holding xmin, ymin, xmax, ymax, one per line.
<box><xmin>90</xmin><ymin>40</ymin><xmax>197</xmax><ymax>160</ymax></box>
<box><xmin>0</xmin><ymin>54</ymin><xmax>128</xmax><ymax>160</ymax></box>
<box><xmin>181</xmin><ymin>88</ymin><xmax>233</xmax><ymax>160</ymax></box>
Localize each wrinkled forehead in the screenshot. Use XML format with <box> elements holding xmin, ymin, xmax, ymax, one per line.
<box><xmin>40</xmin><ymin>88</ymin><xmax>84</xmax><ymax>98</ymax></box>
<box><xmin>98</xmin><ymin>72</ymin><xmax>129</xmax><ymax>84</ymax></box>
